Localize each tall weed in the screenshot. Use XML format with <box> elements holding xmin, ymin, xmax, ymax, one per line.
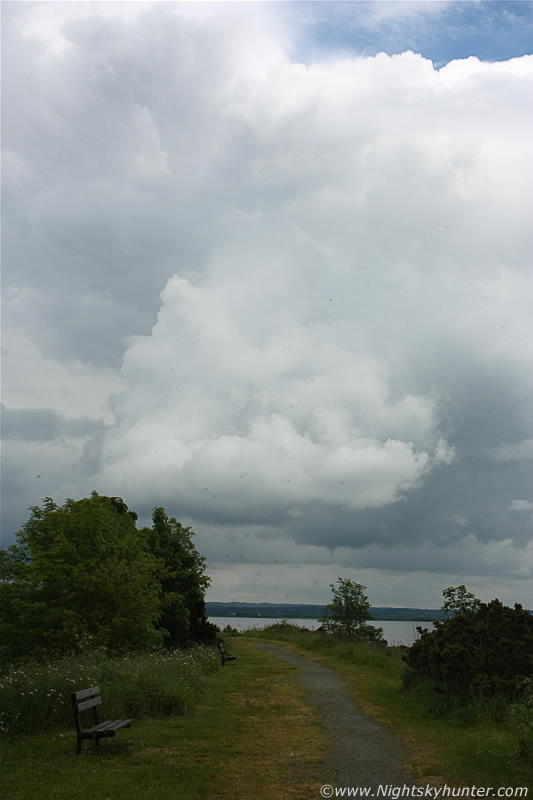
<box><xmin>0</xmin><ymin>645</ymin><xmax>219</xmax><ymax>738</ymax></box>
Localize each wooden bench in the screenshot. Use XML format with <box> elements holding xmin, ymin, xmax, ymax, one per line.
<box><xmin>70</xmin><ymin>686</ymin><xmax>133</xmax><ymax>755</ymax></box>
<box><xmin>217</xmin><ymin>641</ymin><xmax>237</xmax><ymax>665</ymax></box>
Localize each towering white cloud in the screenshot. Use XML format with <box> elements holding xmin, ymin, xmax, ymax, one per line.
<box><xmin>97</xmin><ymin>268</ymin><xmax>450</xmax><ymax>516</ymax></box>
<box><xmin>2</xmin><ymin>3</ymin><xmax>532</xmax><ymax>605</ymax></box>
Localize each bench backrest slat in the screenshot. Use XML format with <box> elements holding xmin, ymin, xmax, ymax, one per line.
<box><xmin>77</xmin><ymin>696</ymin><xmax>102</xmax><ymax>713</ymax></box>
<box><xmin>71</xmin><ymin>687</ymin><xmax>102</xmax><ymax>737</ymax></box>
<box><xmin>73</xmin><ymin>686</ymin><xmax>100</xmax><ymax>701</ymax></box>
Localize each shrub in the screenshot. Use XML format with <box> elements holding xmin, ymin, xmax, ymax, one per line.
<box><xmin>511</xmin><ymin>677</ymin><xmax>533</xmax><ymax>760</ymax></box>
<box><xmin>404</xmin><ymin>599</ymin><xmax>533</xmax><ymax>697</ymax></box>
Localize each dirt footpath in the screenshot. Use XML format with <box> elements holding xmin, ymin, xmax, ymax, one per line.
<box><xmin>256</xmin><ymin>642</ymin><xmax>417</xmax><ymax>793</ymax></box>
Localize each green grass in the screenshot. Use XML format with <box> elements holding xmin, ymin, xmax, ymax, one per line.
<box><xmin>0</xmin><ymin>639</ymin><xmax>327</xmax><ymax>800</ymax></box>
<box><xmin>1</xmin><ymin>632</ymin><xmax>531</xmax><ymax>796</ymax></box>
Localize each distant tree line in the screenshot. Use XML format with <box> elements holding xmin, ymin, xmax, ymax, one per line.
<box><xmin>205</xmin><ymin>601</ymin><xmax>447</xmax><ymax>622</ymax></box>
<box><xmin>0</xmin><ymin>492</ymin><xmax>217</xmax><ymax>663</ymax></box>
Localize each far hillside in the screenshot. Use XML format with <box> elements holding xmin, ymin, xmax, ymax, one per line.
<box><xmin>206</xmin><ymin>601</ymin><xmax>447</xmax><ymax>622</ymax></box>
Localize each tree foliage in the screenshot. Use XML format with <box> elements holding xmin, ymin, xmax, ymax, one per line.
<box><xmin>143</xmin><ymin>507</ymin><xmax>216</xmax><ymax>647</ymax></box>
<box><xmin>441</xmin><ymin>584</ymin><xmax>481</xmax><ymax>616</ymax></box>
<box><xmin>405</xmin><ymin>599</ymin><xmax>533</xmax><ymax>697</ymax></box>
<box><xmin>0</xmin><ymin>493</ymin><xmax>214</xmax><ymax>662</ymax></box>
<box><xmin>319</xmin><ymin>577</ymin><xmax>385</xmax><ymax>643</ymax></box>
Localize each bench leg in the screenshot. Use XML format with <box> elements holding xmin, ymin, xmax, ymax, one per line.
<box><xmin>76</xmin><ymin>735</ymin><xmax>82</xmax><ymax>755</ymax></box>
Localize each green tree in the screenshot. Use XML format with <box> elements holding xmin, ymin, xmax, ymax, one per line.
<box><xmin>319</xmin><ymin>578</ymin><xmax>385</xmax><ymax>643</ymax></box>
<box><xmin>441</xmin><ymin>584</ymin><xmax>481</xmax><ymax>616</ymax></box>
<box><xmin>0</xmin><ymin>493</ymin><xmax>163</xmax><ymax>661</ymax></box>
<box><xmin>143</xmin><ymin>508</ymin><xmax>216</xmax><ymax>647</ymax></box>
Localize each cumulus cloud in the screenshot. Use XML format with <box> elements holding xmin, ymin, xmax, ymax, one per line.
<box><xmin>2</xmin><ymin>3</ymin><xmax>532</xmax><ymax>605</ymax></box>
<box><xmin>95</xmin><ymin>270</ymin><xmax>449</xmax><ymax>519</ymax></box>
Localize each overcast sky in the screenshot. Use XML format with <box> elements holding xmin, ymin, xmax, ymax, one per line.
<box><xmin>2</xmin><ymin>1</ymin><xmax>532</xmax><ymax>609</ymax></box>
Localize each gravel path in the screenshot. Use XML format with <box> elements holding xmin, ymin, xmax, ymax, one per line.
<box><xmin>256</xmin><ymin>642</ymin><xmax>416</xmax><ymax>792</ymax></box>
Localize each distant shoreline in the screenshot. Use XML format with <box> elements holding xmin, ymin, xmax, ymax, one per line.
<box><xmin>206</xmin><ymin>601</ymin><xmax>447</xmax><ymax>622</ymax></box>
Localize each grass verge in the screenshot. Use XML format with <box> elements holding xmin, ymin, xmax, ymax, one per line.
<box><xmin>0</xmin><ymin>638</ymin><xmax>327</xmax><ymax>800</ymax></box>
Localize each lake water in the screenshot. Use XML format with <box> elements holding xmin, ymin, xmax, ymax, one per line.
<box><xmin>209</xmin><ymin>617</ymin><xmax>435</xmax><ymax>646</ymax></box>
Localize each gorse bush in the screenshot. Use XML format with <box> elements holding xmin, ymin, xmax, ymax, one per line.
<box><xmin>0</xmin><ymin>645</ymin><xmax>220</xmax><ymax>738</ymax></box>
<box><xmin>243</xmin><ymin>621</ymin><xmax>314</xmax><ymax>640</ymax></box>
<box><xmin>404</xmin><ymin>599</ymin><xmax>533</xmax><ymax>697</ymax></box>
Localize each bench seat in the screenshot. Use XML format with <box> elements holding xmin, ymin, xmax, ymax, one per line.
<box><xmin>83</xmin><ymin>718</ymin><xmax>134</xmax><ymax>737</ymax></box>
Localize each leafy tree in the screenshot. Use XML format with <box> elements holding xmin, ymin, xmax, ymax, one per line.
<box><xmin>319</xmin><ymin>578</ymin><xmax>385</xmax><ymax>643</ymax></box>
<box><xmin>441</xmin><ymin>584</ymin><xmax>481</xmax><ymax>616</ymax></box>
<box><xmin>143</xmin><ymin>508</ymin><xmax>217</xmax><ymax>647</ymax></box>
<box><xmin>0</xmin><ymin>493</ymin><xmax>163</xmax><ymax>661</ymax></box>
<box><xmin>405</xmin><ymin>599</ymin><xmax>533</xmax><ymax>697</ymax></box>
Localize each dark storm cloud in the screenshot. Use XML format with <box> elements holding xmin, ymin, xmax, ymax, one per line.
<box><xmin>285</xmin><ymin>453</ymin><xmax>533</xmax><ymax>554</ymax></box>
<box><xmin>1</xmin><ymin>405</ymin><xmax>105</xmax><ymax>442</ymax></box>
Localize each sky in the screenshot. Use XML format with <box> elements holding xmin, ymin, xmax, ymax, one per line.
<box><xmin>1</xmin><ymin>1</ymin><xmax>532</xmax><ymax>610</ymax></box>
